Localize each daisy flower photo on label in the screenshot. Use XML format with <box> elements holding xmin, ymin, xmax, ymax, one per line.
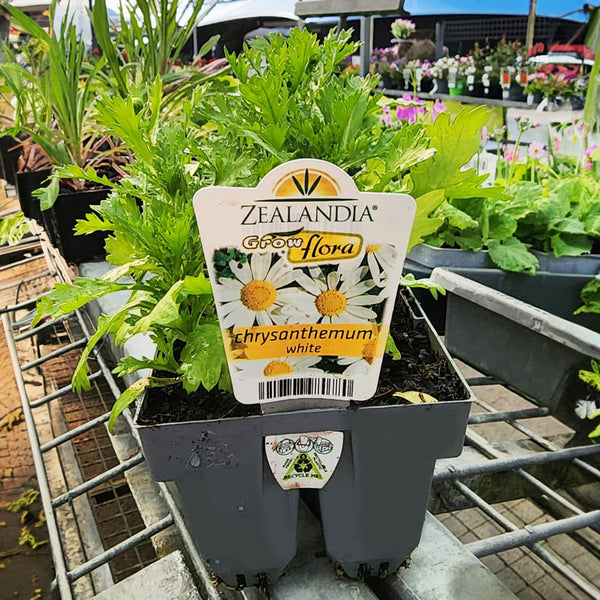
<box><xmin>294</xmin><ymin>265</ymin><xmax>384</xmax><ymax>324</ymax></box>
<box><xmin>363</xmin><ymin>243</ymin><xmax>397</xmax><ymax>287</ymax></box>
<box><xmin>234</xmin><ymin>356</ymin><xmax>323</xmax><ymax>378</ymax></box>
<box><xmin>214</xmin><ymin>251</ymin><xmax>306</xmax><ymax>327</ymax></box>
<box><xmin>337</xmin><ymin>336</ymin><xmax>380</xmax><ymax>375</ymax></box>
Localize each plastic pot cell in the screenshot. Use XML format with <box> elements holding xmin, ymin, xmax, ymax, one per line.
<box><xmin>134</xmin><ymin>293</ymin><xmax>473</xmax><ymax>587</ymax></box>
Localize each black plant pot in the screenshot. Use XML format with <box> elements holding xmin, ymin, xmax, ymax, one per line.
<box><xmin>0</xmin><ymin>135</ymin><xmax>23</xmax><ymax>186</ymax></box>
<box><xmin>16</xmin><ymin>169</ymin><xmax>51</xmax><ymax>225</ymax></box>
<box><xmin>43</xmin><ymin>188</ymin><xmax>109</xmax><ymax>262</ymax></box>
<box><xmin>134</xmin><ymin>293</ymin><xmax>473</xmax><ymax>587</ymax></box>
<box><xmin>508</xmin><ymin>84</ymin><xmax>526</xmax><ymax>102</ymax></box>
<box><xmin>483</xmin><ymin>84</ymin><xmax>503</xmax><ymax>100</ymax></box>
<box><xmin>404</xmin><ymin>244</ymin><xmax>600</xmax><ymax>334</ymax></box>
<box><xmin>466</xmin><ymin>82</ymin><xmax>485</xmax><ymax>97</ymax></box>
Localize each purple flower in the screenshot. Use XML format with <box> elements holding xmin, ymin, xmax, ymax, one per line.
<box><xmin>396</xmin><ymin>94</ymin><xmax>425</xmax><ymax>124</ymax></box>
<box><xmin>432</xmin><ymin>99</ymin><xmax>447</xmax><ymax>122</ymax></box>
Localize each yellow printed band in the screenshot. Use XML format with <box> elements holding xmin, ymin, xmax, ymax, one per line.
<box><xmin>226</xmin><ymin>323</ymin><xmax>388</xmax><ymax>361</ymax></box>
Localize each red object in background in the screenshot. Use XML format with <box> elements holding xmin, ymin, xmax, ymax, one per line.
<box><xmin>528</xmin><ymin>42</ymin><xmax>545</xmax><ymax>57</ymax></box>
<box><xmin>549</xmin><ymin>44</ymin><xmax>595</xmax><ymax>60</ymax></box>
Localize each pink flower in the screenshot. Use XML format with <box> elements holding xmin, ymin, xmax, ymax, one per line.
<box><xmin>504</xmin><ymin>147</ymin><xmax>521</xmax><ymax>162</ymax></box>
<box><xmin>396</xmin><ymin>94</ymin><xmax>425</xmax><ymax>124</ymax></box>
<box><xmin>381</xmin><ymin>106</ymin><xmax>392</xmax><ymax>126</ymax></box>
<box><xmin>481</xmin><ymin>126</ymin><xmax>488</xmax><ymax>145</ymax></box>
<box><xmin>585</xmin><ymin>144</ymin><xmax>599</xmax><ymax>170</ymax></box>
<box><xmin>528</xmin><ymin>141</ymin><xmax>546</xmax><ymax>159</ymax></box>
<box><xmin>432</xmin><ymin>99</ymin><xmax>447</xmax><ymax>122</ymax></box>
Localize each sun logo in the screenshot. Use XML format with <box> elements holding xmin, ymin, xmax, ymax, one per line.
<box><xmin>273</xmin><ymin>168</ymin><xmax>341</xmax><ymax>198</ymax></box>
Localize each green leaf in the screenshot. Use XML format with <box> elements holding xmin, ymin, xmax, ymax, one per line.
<box><xmin>576</xmin><ymin>277</ymin><xmax>600</xmax><ymax>314</ymax></box>
<box><xmin>488</xmin><ymin>212</ymin><xmax>518</xmax><ymax>239</ymax></box>
<box><xmin>551</xmin><ymin>218</ymin><xmax>586</xmax><ymax>235</ymax></box>
<box><xmin>488</xmin><ymin>238</ymin><xmax>539</xmax><ymax>274</ymax></box>
<box><xmin>550</xmin><ymin>233</ymin><xmax>593</xmax><ymax>257</ymax></box>
<box><xmin>399</xmin><ymin>272</ymin><xmax>446</xmax><ymax>300</ymax></box>
<box><xmin>438</xmin><ymin>202</ymin><xmax>479</xmax><ymax>230</ymax></box>
<box><xmin>75</xmin><ymin>213</ymin><xmax>113</xmax><ymax>235</ymax></box>
<box><xmin>34</xmin><ymin>175</ymin><xmax>59</xmax><ymax>210</ymax></box>
<box><xmin>34</xmin><ymin>279</ymin><xmax>129</xmax><ymax>325</ymax></box>
<box><xmin>108</xmin><ymin>376</ymin><xmax>179</xmax><ymax>433</ymax></box>
<box><xmin>133</xmin><ymin>280</ymin><xmax>185</xmax><ymax>334</ymax></box>
<box><xmin>385</xmin><ymin>333</ymin><xmax>401</xmax><ymax>360</ymax></box>
<box><xmin>408</xmin><ymin>189</ymin><xmax>446</xmax><ymax>250</ymax></box>
<box><xmin>179</xmin><ymin>324</ymin><xmax>227</xmax><ymax>393</ymax></box>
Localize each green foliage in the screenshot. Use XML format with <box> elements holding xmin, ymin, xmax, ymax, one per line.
<box><xmin>6</xmin><ymin>489</ymin><xmax>39</xmax><ymax>513</ymax></box>
<box><xmin>399</xmin><ymin>272</ymin><xmax>446</xmax><ymax>300</ymax></box>
<box><xmin>35</xmin><ymin>31</ymin><xmax>493</xmax><ymax>429</ymax></box>
<box><xmin>424</xmin><ymin>174</ymin><xmax>600</xmax><ymax>273</ymax></box>
<box><xmin>0</xmin><ymin>212</ymin><xmax>29</xmax><ymax>246</ymax></box>
<box><xmin>0</xmin><ymin>3</ymin><xmax>101</xmax><ymax>167</ymax></box>
<box><xmin>578</xmin><ymin>360</ymin><xmax>600</xmax><ymax>443</ymax></box>
<box><xmin>576</xmin><ymin>277</ymin><xmax>600</xmax><ymax>314</ymax></box>
<box><xmin>92</xmin><ymin>0</ymin><xmax>225</xmax><ymax>107</ymax></box>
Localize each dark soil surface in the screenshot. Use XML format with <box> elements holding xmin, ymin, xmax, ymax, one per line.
<box><xmin>138</xmin><ymin>290</ymin><xmax>468</xmax><ymax>426</ymax></box>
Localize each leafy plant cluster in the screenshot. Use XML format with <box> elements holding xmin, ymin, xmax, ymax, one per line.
<box><xmin>35</xmin><ymin>29</ymin><xmax>500</xmax><ymax>430</ymax></box>
<box><xmin>425</xmin><ymin>176</ymin><xmax>600</xmax><ymax>274</ymax></box>
<box><xmin>578</xmin><ymin>360</ymin><xmax>600</xmax><ymax>442</ymax></box>
<box><xmin>0</xmin><ymin>0</ymin><xmax>224</xmax><ymax>195</ymax></box>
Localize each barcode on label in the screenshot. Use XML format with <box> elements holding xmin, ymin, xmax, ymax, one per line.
<box><xmin>258</xmin><ymin>377</ymin><xmax>354</xmax><ymax>401</ymax></box>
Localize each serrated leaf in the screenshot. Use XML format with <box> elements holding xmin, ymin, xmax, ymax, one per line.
<box><xmin>133</xmin><ymin>280</ymin><xmax>184</xmax><ymax>334</ymax></box>
<box><xmin>488</xmin><ymin>238</ymin><xmax>539</xmax><ymax>274</ymax></box>
<box><xmin>179</xmin><ymin>324</ymin><xmax>226</xmax><ymax>392</ymax></box>
<box><xmin>438</xmin><ymin>202</ymin><xmax>478</xmax><ymax>229</ymax></box>
<box><xmin>551</xmin><ymin>218</ymin><xmax>586</xmax><ymax>235</ymax></box>
<box><xmin>488</xmin><ymin>213</ymin><xmax>517</xmax><ymax>239</ymax></box>
<box><xmin>75</xmin><ymin>213</ymin><xmax>113</xmax><ymax>234</ymax></box>
<box><xmin>408</xmin><ymin>189</ymin><xmax>446</xmax><ymax>250</ymax></box>
<box><xmin>550</xmin><ymin>233</ymin><xmax>593</xmax><ymax>257</ymax></box>
<box><xmin>399</xmin><ymin>272</ymin><xmax>446</xmax><ymax>300</ymax></box>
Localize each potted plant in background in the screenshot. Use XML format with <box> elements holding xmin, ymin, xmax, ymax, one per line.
<box><xmin>35</xmin><ymin>30</ymin><xmax>483</xmax><ymax>587</ymax></box>
<box><xmin>390</xmin><ymin>17</ymin><xmax>415</xmax><ymax>58</ymax></box>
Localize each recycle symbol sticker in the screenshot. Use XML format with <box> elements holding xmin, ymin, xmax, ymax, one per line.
<box><xmin>265</xmin><ymin>431</ymin><xmax>344</xmax><ymax>490</ymax></box>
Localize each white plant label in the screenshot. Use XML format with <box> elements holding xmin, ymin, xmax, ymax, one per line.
<box><xmin>194</xmin><ymin>158</ymin><xmax>416</xmax><ymax>405</ymax></box>
<box><xmin>264</xmin><ymin>431</ymin><xmax>344</xmax><ymax>490</ymax></box>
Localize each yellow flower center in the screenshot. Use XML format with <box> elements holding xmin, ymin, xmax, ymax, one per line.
<box><xmin>240</xmin><ymin>279</ymin><xmax>277</xmax><ymax>312</ymax></box>
<box><xmin>315</xmin><ymin>289</ymin><xmax>347</xmax><ymax>317</ymax></box>
<box><xmin>361</xmin><ymin>339</ymin><xmax>378</xmax><ymax>365</ymax></box>
<box><xmin>264</xmin><ymin>360</ymin><xmax>294</xmax><ymax>377</ymax></box>
<box><xmin>366</xmin><ymin>244</ymin><xmax>381</xmax><ymax>254</ymax></box>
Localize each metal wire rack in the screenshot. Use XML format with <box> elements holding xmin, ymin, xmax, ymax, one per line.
<box><xmin>2</xmin><ymin>229</ymin><xmax>600</xmax><ymax>600</ymax></box>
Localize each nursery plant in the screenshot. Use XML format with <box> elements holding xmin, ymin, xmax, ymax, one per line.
<box><xmin>577</xmin><ymin>360</ymin><xmax>600</xmax><ymax>442</ymax></box>
<box><xmin>35</xmin><ymin>29</ymin><xmax>488</xmax><ymax>430</ymax></box>
<box><xmin>0</xmin><ymin>4</ymin><xmax>111</xmax><ymax>172</ymax></box>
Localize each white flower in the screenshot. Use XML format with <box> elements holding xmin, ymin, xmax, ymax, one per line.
<box><xmin>235</xmin><ymin>356</ymin><xmax>323</xmax><ymax>378</ymax></box>
<box><xmin>294</xmin><ymin>266</ymin><xmax>383</xmax><ymax>324</ymax></box>
<box><xmin>215</xmin><ymin>253</ymin><xmax>306</xmax><ymax>328</ymax></box>
<box><xmin>338</xmin><ymin>337</ymin><xmax>380</xmax><ymax>375</ymax></box>
<box><xmin>364</xmin><ymin>243</ymin><xmax>397</xmax><ymax>286</ymax></box>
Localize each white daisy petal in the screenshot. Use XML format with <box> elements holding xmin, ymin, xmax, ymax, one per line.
<box><xmin>295</xmin><ymin>271</ymin><xmax>324</xmax><ymax>296</ymax></box>
<box><xmin>251</xmin><ymin>252</ymin><xmax>271</xmax><ymax>280</ymax></box>
<box><xmin>344</xmin><ymin>305</ymin><xmax>378</xmax><ymax>320</ymax></box>
<box><xmin>327</xmin><ymin>270</ymin><xmax>340</xmax><ymax>290</ymax></box>
<box><xmin>230</xmin><ymin>260</ymin><xmax>252</xmax><ymax>284</ymax></box>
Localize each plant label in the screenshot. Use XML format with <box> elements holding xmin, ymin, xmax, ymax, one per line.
<box><xmin>194</xmin><ymin>158</ymin><xmax>415</xmax><ymax>405</ymax></box>
<box><xmin>264</xmin><ymin>431</ymin><xmax>343</xmax><ymax>490</ymax></box>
